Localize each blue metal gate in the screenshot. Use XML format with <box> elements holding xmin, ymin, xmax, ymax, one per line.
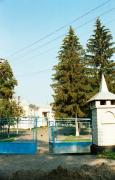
<box><xmin>48</xmin><ymin>118</ymin><xmax>92</xmax><ymax>154</ymax></box>
<box><xmin>0</xmin><ymin>117</ymin><xmax>38</xmax><ymax>154</ymax></box>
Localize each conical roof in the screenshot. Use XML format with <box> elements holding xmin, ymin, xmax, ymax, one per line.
<box><xmin>88</xmin><ymin>74</ymin><xmax>115</xmax><ymax>102</ymax></box>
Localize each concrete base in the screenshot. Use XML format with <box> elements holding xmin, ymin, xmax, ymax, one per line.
<box><xmin>91</xmin><ymin>144</ymin><xmax>115</xmax><ymax>154</ymax></box>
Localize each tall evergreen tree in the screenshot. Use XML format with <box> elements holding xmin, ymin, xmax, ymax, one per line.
<box><xmin>52</xmin><ymin>27</ymin><xmax>87</xmax><ymax>118</ymax></box>
<box><xmin>86</xmin><ymin>18</ymin><xmax>115</xmax><ymax>94</ymax></box>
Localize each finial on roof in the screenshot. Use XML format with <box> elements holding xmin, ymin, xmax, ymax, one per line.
<box><xmin>88</xmin><ymin>73</ymin><xmax>115</xmax><ymax>102</ymax></box>
<box><xmin>99</xmin><ymin>74</ymin><xmax>109</xmax><ymax>93</ymax></box>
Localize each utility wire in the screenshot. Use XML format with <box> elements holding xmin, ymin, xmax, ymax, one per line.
<box><xmin>12</xmin><ymin>8</ymin><xmax>115</xmax><ymax>63</ymax></box>
<box><xmin>11</xmin><ymin>34</ymin><xmax>63</xmax><ymax>61</ymax></box>
<box><xmin>16</xmin><ymin>66</ymin><xmax>115</xmax><ymax>77</ymax></box>
<box><xmin>16</xmin><ymin>67</ymin><xmax>52</xmax><ymax>77</ymax></box>
<box><xmin>14</xmin><ymin>46</ymin><xmax>58</xmax><ymax>64</ymax></box>
<box><xmin>8</xmin><ymin>0</ymin><xmax>111</xmax><ymax>58</ymax></box>
<box><xmin>16</xmin><ymin>15</ymin><xmax>115</xmax><ymax>78</ymax></box>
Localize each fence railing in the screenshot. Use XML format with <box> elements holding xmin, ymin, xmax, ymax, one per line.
<box><xmin>48</xmin><ymin>118</ymin><xmax>92</xmax><ymax>143</ymax></box>
<box><xmin>0</xmin><ymin>117</ymin><xmax>38</xmax><ymax>142</ymax></box>
<box><xmin>48</xmin><ymin>118</ymin><xmax>92</xmax><ymax>153</ymax></box>
<box><xmin>0</xmin><ymin>116</ymin><xmax>50</xmax><ymax>142</ymax></box>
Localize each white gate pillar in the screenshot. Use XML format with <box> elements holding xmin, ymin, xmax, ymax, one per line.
<box><xmin>88</xmin><ymin>74</ymin><xmax>115</xmax><ymax>154</ymax></box>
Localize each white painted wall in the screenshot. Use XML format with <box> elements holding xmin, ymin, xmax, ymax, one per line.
<box><xmin>91</xmin><ymin>101</ymin><xmax>115</xmax><ymax>146</ymax></box>
<box><xmin>14</xmin><ymin>100</ymin><xmax>54</xmax><ymax>128</ymax></box>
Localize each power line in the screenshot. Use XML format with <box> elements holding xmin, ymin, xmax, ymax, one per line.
<box><xmin>16</xmin><ymin>66</ymin><xmax>115</xmax><ymax>78</ymax></box>
<box><xmin>16</xmin><ymin>67</ymin><xmax>52</xmax><ymax>77</ymax></box>
<box><xmin>16</xmin><ymin>14</ymin><xmax>115</xmax><ymax>78</ymax></box>
<box><xmin>8</xmin><ymin>0</ymin><xmax>111</xmax><ymax>58</ymax></box>
<box><xmin>12</xmin><ymin>8</ymin><xmax>115</xmax><ymax>64</ymax></box>
<box><xmin>13</xmin><ymin>46</ymin><xmax>58</xmax><ymax>64</ymax></box>
<box><xmin>11</xmin><ymin>34</ymin><xmax>63</xmax><ymax>61</ymax></box>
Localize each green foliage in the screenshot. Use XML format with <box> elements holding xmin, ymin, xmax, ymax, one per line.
<box><xmin>98</xmin><ymin>151</ymin><xmax>115</xmax><ymax>160</ymax></box>
<box><xmin>86</xmin><ymin>18</ymin><xmax>115</xmax><ymax>94</ymax></box>
<box><xmin>52</xmin><ymin>27</ymin><xmax>88</xmax><ymax>118</ymax></box>
<box><xmin>0</xmin><ymin>60</ymin><xmax>17</xmax><ymax>99</ymax></box>
<box><xmin>0</xmin><ymin>99</ymin><xmax>23</xmax><ymax>119</ymax></box>
<box><xmin>52</xmin><ymin>19</ymin><xmax>115</xmax><ymax>118</ymax></box>
<box><xmin>0</xmin><ymin>59</ymin><xmax>23</xmax><ymax>135</ymax></box>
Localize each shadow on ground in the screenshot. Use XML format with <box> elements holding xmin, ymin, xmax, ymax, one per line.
<box><xmin>0</xmin><ymin>163</ymin><xmax>115</xmax><ymax>180</ymax></box>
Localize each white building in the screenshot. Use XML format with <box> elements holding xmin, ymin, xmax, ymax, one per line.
<box><xmin>89</xmin><ymin>74</ymin><xmax>115</xmax><ymax>153</ymax></box>
<box><xmin>36</xmin><ymin>105</ymin><xmax>54</xmax><ymax>127</ymax></box>
<box><xmin>17</xmin><ymin>99</ymin><xmax>54</xmax><ymax>128</ymax></box>
<box><xmin>37</xmin><ymin>106</ymin><xmax>54</xmax><ymax>119</ymax></box>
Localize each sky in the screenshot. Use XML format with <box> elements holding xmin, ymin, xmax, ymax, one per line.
<box><xmin>0</xmin><ymin>0</ymin><xmax>115</xmax><ymax>106</ymax></box>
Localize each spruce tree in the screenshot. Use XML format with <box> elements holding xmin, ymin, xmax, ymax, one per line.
<box><xmin>52</xmin><ymin>27</ymin><xmax>87</xmax><ymax>118</ymax></box>
<box><xmin>86</xmin><ymin>18</ymin><xmax>115</xmax><ymax>94</ymax></box>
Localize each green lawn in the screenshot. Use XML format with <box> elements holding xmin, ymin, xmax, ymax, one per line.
<box><xmin>98</xmin><ymin>151</ymin><xmax>115</xmax><ymax>160</ymax></box>
<box><xmin>60</xmin><ymin>135</ymin><xmax>92</xmax><ymax>142</ymax></box>
<box><xmin>63</xmin><ymin>139</ymin><xmax>92</xmax><ymax>142</ymax></box>
<box><xmin>0</xmin><ymin>137</ymin><xmax>15</xmax><ymax>142</ymax></box>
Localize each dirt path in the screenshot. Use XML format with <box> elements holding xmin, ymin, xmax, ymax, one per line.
<box><xmin>0</xmin><ymin>154</ymin><xmax>115</xmax><ymax>179</ymax></box>
<box><xmin>37</xmin><ymin>127</ymin><xmax>49</xmax><ymax>154</ymax></box>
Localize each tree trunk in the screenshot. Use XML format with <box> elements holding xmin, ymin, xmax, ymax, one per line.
<box><xmin>75</xmin><ymin>116</ymin><xmax>79</xmax><ymax>136</ymax></box>
<box><xmin>16</xmin><ymin>118</ymin><xmax>19</xmax><ymax>135</ymax></box>
<box><xmin>7</xmin><ymin>124</ymin><xmax>10</xmax><ymax>138</ymax></box>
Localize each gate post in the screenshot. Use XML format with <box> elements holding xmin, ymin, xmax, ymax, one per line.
<box><xmin>75</xmin><ymin>116</ymin><xmax>79</xmax><ymax>136</ymax></box>
<box><xmin>33</xmin><ymin>117</ymin><xmax>37</xmax><ymax>141</ymax></box>
<box><xmin>88</xmin><ymin>74</ymin><xmax>115</xmax><ymax>154</ymax></box>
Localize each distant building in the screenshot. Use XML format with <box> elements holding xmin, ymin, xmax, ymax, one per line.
<box><xmin>20</xmin><ymin>101</ymin><xmax>54</xmax><ymax>119</ymax></box>
<box><xmin>16</xmin><ymin>98</ymin><xmax>54</xmax><ymax>128</ymax></box>
<box><xmin>37</xmin><ymin>105</ymin><xmax>54</xmax><ymax>119</ymax></box>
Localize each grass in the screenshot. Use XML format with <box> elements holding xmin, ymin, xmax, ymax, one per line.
<box><xmin>98</xmin><ymin>151</ymin><xmax>115</xmax><ymax>160</ymax></box>
<box><xmin>63</xmin><ymin>139</ymin><xmax>92</xmax><ymax>142</ymax></box>
<box><xmin>0</xmin><ymin>133</ymin><xmax>19</xmax><ymax>142</ymax></box>
<box><xmin>0</xmin><ymin>130</ymin><xmax>27</xmax><ymax>142</ymax></box>
<box><xmin>60</xmin><ymin>135</ymin><xmax>92</xmax><ymax>142</ymax></box>
<box><xmin>0</xmin><ymin>137</ymin><xmax>15</xmax><ymax>142</ymax></box>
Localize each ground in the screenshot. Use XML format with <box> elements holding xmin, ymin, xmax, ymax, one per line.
<box><xmin>0</xmin><ymin>154</ymin><xmax>115</xmax><ymax>179</ymax></box>
<box><xmin>0</xmin><ymin>127</ymin><xmax>115</xmax><ymax>179</ymax></box>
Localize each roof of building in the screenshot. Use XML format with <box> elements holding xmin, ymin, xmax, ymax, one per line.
<box><xmin>0</xmin><ymin>59</ymin><xmax>5</xmax><ymax>63</ymax></box>
<box><xmin>88</xmin><ymin>74</ymin><xmax>115</xmax><ymax>102</ymax></box>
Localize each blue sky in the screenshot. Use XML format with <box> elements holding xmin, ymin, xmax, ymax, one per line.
<box><xmin>0</xmin><ymin>0</ymin><xmax>115</xmax><ymax>106</ymax></box>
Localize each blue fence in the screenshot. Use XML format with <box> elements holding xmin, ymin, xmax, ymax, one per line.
<box><xmin>48</xmin><ymin>118</ymin><xmax>92</xmax><ymax>154</ymax></box>
<box><xmin>0</xmin><ymin>117</ymin><xmax>92</xmax><ymax>154</ymax></box>
<box><xmin>0</xmin><ymin>141</ymin><xmax>37</xmax><ymax>154</ymax></box>
<box><xmin>0</xmin><ymin>117</ymin><xmax>38</xmax><ymax>154</ymax></box>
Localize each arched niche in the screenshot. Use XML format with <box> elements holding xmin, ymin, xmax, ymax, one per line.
<box><xmin>101</xmin><ymin>111</ymin><xmax>115</xmax><ymax>124</ymax></box>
